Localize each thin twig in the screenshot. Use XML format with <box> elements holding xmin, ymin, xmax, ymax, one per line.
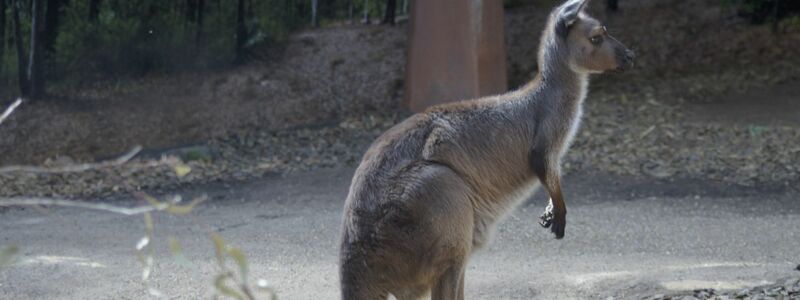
<box><xmin>0</xmin><ymin>197</ymin><xmax>161</xmax><ymax>215</ymax></box>
<box><xmin>0</xmin><ymin>98</ymin><xmax>23</xmax><ymax>127</ymax></box>
<box><xmin>0</xmin><ymin>193</ymin><xmax>208</xmax><ymax>216</ymax></box>
<box><xmin>0</xmin><ymin>145</ymin><xmax>143</xmax><ymax>174</ymax></box>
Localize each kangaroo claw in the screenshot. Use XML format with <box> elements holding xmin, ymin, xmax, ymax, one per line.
<box><xmin>539</xmin><ymin>210</ymin><xmax>554</xmax><ymax>228</ymax></box>
<box><xmin>539</xmin><ymin>199</ymin><xmax>555</xmax><ymax>228</ymax></box>
<box><xmin>539</xmin><ymin>199</ymin><xmax>565</xmax><ymax>239</ymax></box>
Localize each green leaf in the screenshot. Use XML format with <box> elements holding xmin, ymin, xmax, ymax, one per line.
<box><xmin>141</xmin><ymin>194</ymin><xmax>167</xmax><ymax>211</ymax></box>
<box><xmin>168</xmin><ymin>237</ymin><xmax>197</xmax><ymax>271</ymax></box>
<box><xmin>139</xmin><ymin>192</ymin><xmax>205</xmax><ymax>215</ymax></box>
<box><xmin>214</xmin><ymin>273</ymin><xmax>246</xmax><ymax>300</ymax></box>
<box><xmin>143</xmin><ymin>212</ymin><xmax>154</xmax><ymax>235</ymax></box>
<box><xmin>227</xmin><ymin>247</ymin><xmax>249</xmax><ymax>282</ymax></box>
<box><xmin>164</xmin><ymin>196</ymin><xmax>206</xmax><ymax>215</ymax></box>
<box><xmin>168</xmin><ymin>237</ymin><xmax>182</xmax><ymax>255</ymax></box>
<box><xmin>173</xmin><ymin>163</ymin><xmax>192</xmax><ymax>178</ymax></box>
<box><xmin>0</xmin><ymin>246</ymin><xmax>20</xmax><ymax>268</ymax></box>
<box><xmin>748</xmin><ymin>125</ymin><xmax>767</xmax><ymax>136</ymax></box>
<box><xmin>211</xmin><ymin>233</ymin><xmax>227</xmax><ymax>268</ymax></box>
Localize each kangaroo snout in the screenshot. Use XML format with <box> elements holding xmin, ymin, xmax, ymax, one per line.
<box><xmin>618</xmin><ymin>48</ymin><xmax>636</xmax><ymax>71</ymax></box>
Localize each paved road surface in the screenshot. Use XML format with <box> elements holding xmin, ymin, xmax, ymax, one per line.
<box><xmin>1</xmin><ymin>168</ymin><xmax>798</xmax><ymax>299</ymax></box>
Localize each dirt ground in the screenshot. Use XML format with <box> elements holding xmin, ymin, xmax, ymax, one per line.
<box><xmin>1</xmin><ymin>0</ymin><xmax>799</xmax><ymax>166</ymax></box>
<box><xmin>686</xmin><ymin>83</ymin><xmax>800</xmax><ymax>126</ymax></box>
<box><xmin>0</xmin><ymin>24</ymin><xmax>407</xmax><ymax>165</ymax></box>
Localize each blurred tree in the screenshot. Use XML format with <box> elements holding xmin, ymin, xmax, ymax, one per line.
<box><xmin>195</xmin><ymin>0</ymin><xmax>205</xmax><ymax>46</ymax></box>
<box><xmin>235</xmin><ymin>0</ymin><xmax>247</xmax><ymax>63</ymax></box>
<box><xmin>347</xmin><ymin>0</ymin><xmax>353</xmax><ymax>21</ymax></box>
<box><xmin>311</xmin><ymin>0</ymin><xmax>318</xmax><ymax>27</ymax></box>
<box><xmin>43</xmin><ymin>0</ymin><xmax>66</xmax><ymax>54</ymax></box>
<box><xmin>0</xmin><ymin>0</ymin><xmax>6</xmax><ymax>74</ymax></box>
<box><xmin>729</xmin><ymin>0</ymin><xmax>800</xmax><ymax>24</ymax></box>
<box><xmin>28</xmin><ymin>0</ymin><xmax>45</xmax><ymax>98</ymax></box>
<box><xmin>2</xmin><ymin>0</ymin><xmax>705</xmax><ymax>97</ymax></box>
<box><xmin>87</xmin><ymin>0</ymin><xmax>99</xmax><ymax>22</ymax></box>
<box><xmin>771</xmin><ymin>0</ymin><xmax>779</xmax><ymax>32</ymax></box>
<box><xmin>11</xmin><ymin>0</ymin><xmax>28</xmax><ymax>97</ymax></box>
<box><xmin>381</xmin><ymin>0</ymin><xmax>395</xmax><ymax>25</ymax></box>
<box><xmin>362</xmin><ymin>0</ymin><xmax>369</xmax><ymax>23</ymax></box>
<box><xmin>607</xmin><ymin>0</ymin><xmax>618</xmax><ymax>11</ymax></box>
<box><xmin>186</xmin><ymin>0</ymin><xmax>197</xmax><ymax>22</ymax></box>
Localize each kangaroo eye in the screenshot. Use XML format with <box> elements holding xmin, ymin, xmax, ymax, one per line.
<box><xmin>590</xmin><ymin>35</ymin><xmax>604</xmax><ymax>45</ymax></box>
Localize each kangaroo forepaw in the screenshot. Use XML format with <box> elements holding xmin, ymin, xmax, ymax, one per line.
<box><xmin>539</xmin><ymin>200</ymin><xmax>555</xmax><ymax>228</ymax></box>
<box><xmin>539</xmin><ymin>201</ymin><xmax>565</xmax><ymax>239</ymax></box>
<box><xmin>539</xmin><ymin>210</ymin><xmax>553</xmax><ymax>228</ymax></box>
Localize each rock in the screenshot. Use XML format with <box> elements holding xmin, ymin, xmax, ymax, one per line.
<box><xmin>735</xmin><ymin>288</ymin><xmax>750</xmax><ymax>298</ymax></box>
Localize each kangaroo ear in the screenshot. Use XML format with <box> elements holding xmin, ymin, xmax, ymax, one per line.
<box><xmin>556</xmin><ymin>0</ymin><xmax>590</xmax><ymax>37</ymax></box>
<box><xmin>560</xmin><ymin>0</ymin><xmax>590</xmax><ymax>26</ymax></box>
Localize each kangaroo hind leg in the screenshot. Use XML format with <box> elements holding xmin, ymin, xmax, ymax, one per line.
<box><xmin>431</xmin><ymin>264</ymin><xmax>466</xmax><ymax>300</ymax></box>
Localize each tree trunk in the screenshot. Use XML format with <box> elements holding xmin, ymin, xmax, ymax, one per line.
<box><xmin>311</xmin><ymin>0</ymin><xmax>318</xmax><ymax>27</ymax></box>
<box><xmin>362</xmin><ymin>0</ymin><xmax>369</xmax><ymax>23</ymax></box>
<box><xmin>606</xmin><ymin>0</ymin><xmax>618</xmax><ymax>11</ymax></box>
<box><xmin>88</xmin><ymin>0</ymin><xmax>100</xmax><ymax>21</ymax></box>
<box><xmin>28</xmin><ymin>0</ymin><xmax>44</xmax><ymax>98</ymax></box>
<box><xmin>347</xmin><ymin>0</ymin><xmax>353</xmax><ymax>21</ymax></box>
<box><xmin>381</xmin><ymin>0</ymin><xmax>395</xmax><ymax>25</ymax></box>
<box><xmin>11</xmin><ymin>0</ymin><xmax>29</xmax><ymax>97</ymax></box>
<box><xmin>195</xmin><ymin>0</ymin><xmax>204</xmax><ymax>46</ymax></box>
<box><xmin>185</xmin><ymin>0</ymin><xmax>196</xmax><ymax>22</ymax></box>
<box><xmin>43</xmin><ymin>0</ymin><xmax>65</xmax><ymax>55</ymax></box>
<box><xmin>771</xmin><ymin>0</ymin><xmax>780</xmax><ymax>33</ymax></box>
<box><xmin>1</xmin><ymin>0</ymin><xmax>7</xmax><ymax>74</ymax></box>
<box><xmin>234</xmin><ymin>0</ymin><xmax>246</xmax><ymax>63</ymax></box>
<box><xmin>4</xmin><ymin>0</ymin><xmax>10</xmax><ymax>49</ymax></box>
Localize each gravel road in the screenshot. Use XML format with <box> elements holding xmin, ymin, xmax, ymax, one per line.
<box><xmin>1</xmin><ymin>168</ymin><xmax>798</xmax><ymax>299</ymax></box>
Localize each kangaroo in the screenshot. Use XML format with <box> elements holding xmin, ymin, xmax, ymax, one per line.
<box><xmin>339</xmin><ymin>0</ymin><xmax>635</xmax><ymax>299</ymax></box>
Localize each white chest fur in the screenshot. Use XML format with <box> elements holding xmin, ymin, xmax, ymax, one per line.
<box><xmin>472</xmin><ymin>178</ymin><xmax>541</xmax><ymax>249</ymax></box>
<box><xmin>558</xmin><ymin>78</ymin><xmax>587</xmax><ymax>158</ymax></box>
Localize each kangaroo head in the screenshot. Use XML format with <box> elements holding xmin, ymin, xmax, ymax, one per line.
<box><xmin>548</xmin><ymin>0</ymin><xmax>635</xmax><ymax>74</ymax></box>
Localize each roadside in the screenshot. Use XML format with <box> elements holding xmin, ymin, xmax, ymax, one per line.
<box><xmin>1</xmin><ymin>0</ymin><xmax>799</xmax><ymax>199</ymax></box>
<box><xmin>2</xmin><ymin>75</ymin><xmax>799</xmax><ymax>199</ymax></box>
<box><xmin>1</xmin><ymin>168</ymin><xmax>798</xmax><ymax>299</ymax></box>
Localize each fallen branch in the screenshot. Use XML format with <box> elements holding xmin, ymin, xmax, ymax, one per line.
<box><xmin>0</xmin><ymin>197</ymin><xmax>159</xmax><ymax>215</ymax></box>
<box><xmin>0</xmin><ymin>145</ymin><xmax>143</xmax><ymax>174</ymax></box>
<box><xmin>0</xmin><ymin>194</ymin><xmax>207</xmax><ymax>216</ymax></box>
<box><xmin>0</xmin><ymin>98</ymin><xmax>23</xmax><ymax>127</ymax></box>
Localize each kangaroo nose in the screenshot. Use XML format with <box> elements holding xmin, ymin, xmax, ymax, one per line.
<box><xmin>625</xmin><ymin>49</ymin><xmax>636</xmax><ymax>61</ymax></box>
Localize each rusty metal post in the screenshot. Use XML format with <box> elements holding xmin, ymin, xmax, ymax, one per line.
<box><xmin>404</xmin><ymin>0</ymin><xmax>507</xmax><ymax>112</ymax></box>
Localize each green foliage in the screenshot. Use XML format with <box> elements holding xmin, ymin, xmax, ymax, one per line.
<box><xmin>0</xmin><ymin>0</ymin><xmax>411</xmax><ymax>92</ymax></box>
<box><xmin>0</xmin><ymin>245</ymin><xmax>19</xmax><ymax>269</ymax></box>
<box><xmin>55</xmin><ymin>1</ymin><xmax>236</xmax><ymax>80</ymax></box>
<box><xmin>2</xmin><ymin>0</ymin><xmax>321</xmax><ymax>88</ymax></box>
<box><xmin>722</xmin><ymin>0</ymin><xmax>800</xmax><ymax>24</ymax></box>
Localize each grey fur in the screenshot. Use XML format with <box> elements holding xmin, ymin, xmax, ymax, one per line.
<box><xmin>339</xmin><ymin>0</ymin><xmax>634</xmax><ymax>299</ymax></box>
